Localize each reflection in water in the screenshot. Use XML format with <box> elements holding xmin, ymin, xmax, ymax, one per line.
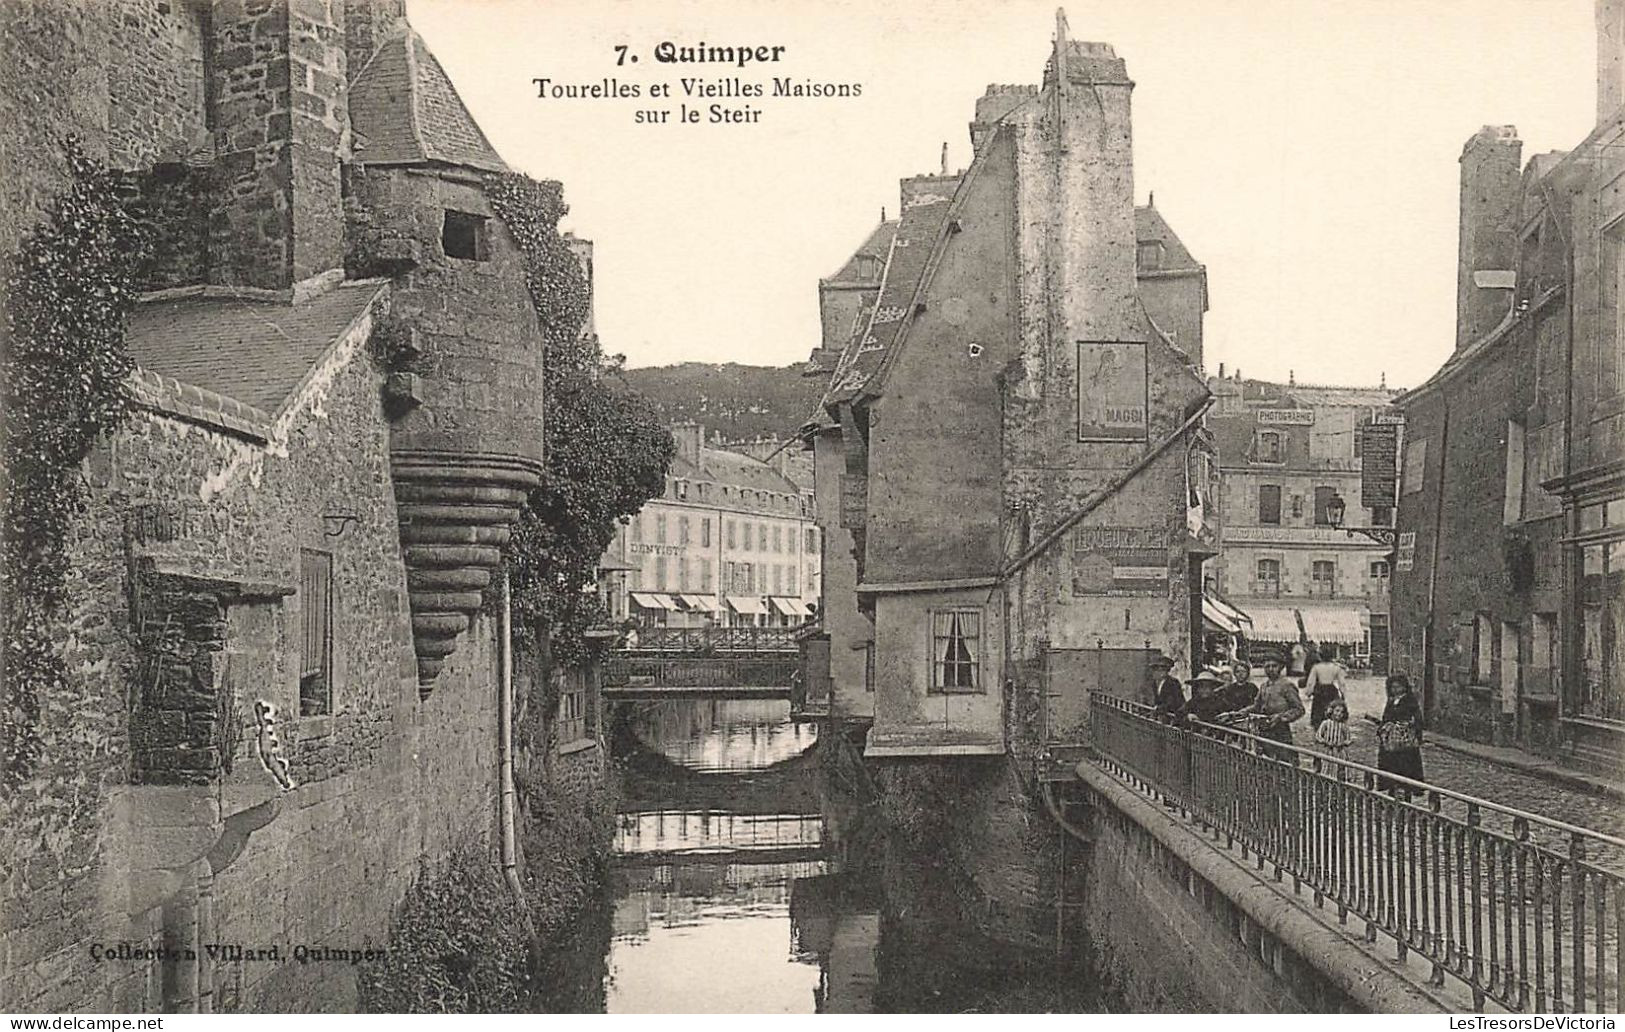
<box><xmin>530</xmin><ymin>697</ymin><xmax>1102</xmax><ymax>1013</ymax></box>
<box><xmin>630</xmin><ymin>699</ymin><xmax>818</xmax><ymax>773</ymax></box>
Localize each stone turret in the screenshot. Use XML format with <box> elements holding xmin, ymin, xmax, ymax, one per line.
<box><xmin>347</xmin><ymin>29</ymin><xmax>545</xmax><ymax>690</ymax></box>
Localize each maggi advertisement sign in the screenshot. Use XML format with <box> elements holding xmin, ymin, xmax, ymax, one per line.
<box><xmin>1077</xmin><ymin>341</ymin><xmax>1148</xmax><ymax>442</ymax></box>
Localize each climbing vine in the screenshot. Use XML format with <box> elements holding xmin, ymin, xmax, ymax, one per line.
<box><xmin>484</xmin><ymin>172</ymin><xmax>673</xmax><ymax>669</ymax></box>
<box><xmin>2</xmin><ymin>138</ymin><xmax>145</xmax><ymax>785</ymax></box>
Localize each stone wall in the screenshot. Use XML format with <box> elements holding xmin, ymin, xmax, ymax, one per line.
<box><xmin>0</xmin><ymin>305</ymin><xmax>505</xmax><ymax>1012</ymax></box>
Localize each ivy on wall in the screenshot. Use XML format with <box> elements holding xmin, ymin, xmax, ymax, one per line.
<box><xmin>2</xmin><ymin>139</ymin><xmax>144</xmax><ymax>785</ymax></box>
<box><xmin>484</xmin><ymin>172</ymin><xmax>673</xmax><ymax>669</ymax></box>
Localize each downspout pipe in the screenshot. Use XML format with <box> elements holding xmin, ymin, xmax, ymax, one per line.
<box><xmin>499</xmin><ymin>571</ymin><xmax>523</xmax><ymax>904</ymax></box>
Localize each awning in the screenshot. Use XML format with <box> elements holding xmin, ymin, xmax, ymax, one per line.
<box><xmin>1244</xmin><ymin>604</ymin><xmax>1301</xmax><ymax>643</ymax></box>
<box><xmin>784</xmin><ymin>598</ymin><xmax>813</xmax><ymax>617</ymax></box>
<box><xmin>726</xmin><ymin>596</ymin><xmax>769</xmax><ymax>615</ymax></box>
<box><xmin>680</xmin><ymin>594</ymin><xmax>719</xmax><ymax>612</ymax></box>
<box><xmin>630</xmin><ymin>592</ymin><xmax>680</xmax><ymax>611</ymax></box>
<box><xmin>770</xmin><ymin>597</ymin><xmax>799</xmax><ymax>616</ymax></box>
<box><xmin>1202</xmin><ymin>597</ymin><xmax>1248</xmax><ymax>635</ymax></box>
<box><xmin>1298</xmin><ymin>606</ymin><xmax>1367</xmax><ymax>645</ymax></box>
<box><xmin>596</xmin><ymin>555</ymin><xmax>638</xmax><ymax>572</ymax></box>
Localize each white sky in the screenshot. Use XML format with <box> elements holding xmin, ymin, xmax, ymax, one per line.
<box><xmin>409</xmin><ymin>0</ymin><xmax>1596</xmax><ymax>390</ymax></box>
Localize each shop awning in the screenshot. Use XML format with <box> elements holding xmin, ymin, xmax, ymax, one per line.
<box><xmin>1202</xmin><ymin>596</ymin><xmax>1250</xmax><ymax>635</ymax></box>
<box><xmin>680</xmin><ymin>594</ymin><xmax>719</xmax><ymax>612</ymax></box>
<box><xmin>726</xmin><ymin>596</ymin><xmax>769</xmax><ymax>615</ymax></box>
<box><xmin>784</xmin><ymin>598</ymin><xmax>813</xmax><ymax>617</ymax></box>
<box><xmin>1244</xmin><ymin>604</ymin><xmax>1301</xmax><ymax>643</ymax></box>
<box><xmin>630</xmin><ymin>592</ymin><xmax>680</xmax><ymax>610</ymax></box>
<box><xmin>1298</xmin><ymin>606</ymin><xmax>1367</xmax><ymax>645</ymax></box>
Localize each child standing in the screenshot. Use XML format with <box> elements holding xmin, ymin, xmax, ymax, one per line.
<box><xmin>1315</xmin><ymin>698</ymin><xmax>1353</xmax><ymax>755</ymax></box>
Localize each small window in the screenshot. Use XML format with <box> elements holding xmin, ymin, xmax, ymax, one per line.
<box><xmin>679</xmin><ymin>516</ymin><xmax>690</xmax><ymax>545</ymax></box>
<box><xmin>676</xmin><ymin>480</ymin><xmax>689</xmax><ymax>500</ymax></box>
<box><xmin>930</xmin><ymin>609</ymin><xmax>983</xmax><ymax>693</ymax></box>
<box><xmin>1256</xmin><ymin>558</ymin><xmax>1281</xmax><ymax>595</ymax></box>
<box><xmin>1255</xmin><ymin>431</ymin><xmax>1283</xmax><ymax>464</ymax></box>
<box><xmin>556</xmin><ymin>669</ymin><xmax>591</xmax><ymax>745</ymax></box>
<box><xmin>701</xmin><ymin>519</ymin><xmax>711</xmax><ymax>548</ymax></box>
<box><xmin>299</xmin><ymin>549</ymin><xmax>334</xmax><ymax>717</ymax></box>
<box><xmin>1259</xmin><ymin>484</ymin><xmax>1282</xmax><ymax>525</ymax></box>
<box><xmin>1370</xmin><ymin>560</ymin><xmax>1390</xmax><ymax>580</ymax></box>
<box><xmin>1137</xmin><ymin>241</ymin><xmax>1164</xmax><ymax>271</ymax></box>
<box><xmin>727</xmin><ymin>520</ymin><xmax>737</xmax><ymax>549</ymax></box>
<box><xmin>1311</xmin><ymin>559</ymin><xmax>1335</xmax><ymax>595</ymax></box>
<box><xmin>806</xmin><ymin>528</ymin><xmax>817</xmax><ymax>553</ymax></box>
<box><xmin>441</xmin><ymin>210</ymin><xmax>488</xmax><ymax>261</ymax></box>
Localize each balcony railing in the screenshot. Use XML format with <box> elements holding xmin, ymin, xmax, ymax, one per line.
<box><xmin>1088</xmin><ymin>692</ymin><xmax>1625</xmax><ymax>1013</ymax></box>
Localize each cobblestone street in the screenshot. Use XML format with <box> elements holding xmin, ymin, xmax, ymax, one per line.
<box><xmin>1313</xmin><ymin>676</ymin><xmax>1624</xmax><ymax>844</ymax></box>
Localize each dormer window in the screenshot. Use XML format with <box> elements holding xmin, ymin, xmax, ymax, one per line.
<box><xmin>442</xmin><ymin>211</ymin><xmax>488</xmax><ymax>261</ymax></box>
<box><xmin>676</xmin><ymin>480</ymin><xmax>689</xmax><ymax>500</ymax></box>
<box><xmin>1137</xmin><ymin>241</ymin><xmax>1164</xmax><ymax>271</ymax></box>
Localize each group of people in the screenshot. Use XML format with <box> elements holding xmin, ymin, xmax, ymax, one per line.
<box><xmin>1148</xmin><ymin>645</ymin><xmax>1425</xmax><ymax>791</ymax></box>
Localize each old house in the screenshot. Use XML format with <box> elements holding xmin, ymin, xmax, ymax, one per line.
<box><xmin>1392</xmin><ymin>0</ymin><xmax>1625</xmax><ymax>774</ymax></box>
<box><xmin>1</xmin><ymin>0</ymin><xmax>597</xmax><ymax>1012</ymax></box>
<box><xmin>801</xmin><ymin>20</ymin><xmax>1215</xmax><ymax>759</ymax></box>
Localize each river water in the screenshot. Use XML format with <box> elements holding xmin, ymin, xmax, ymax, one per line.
<box><xmin>532</xmin><ymin>698</ymin><xmax>1107</xmax><ymax>1014</ymax></box>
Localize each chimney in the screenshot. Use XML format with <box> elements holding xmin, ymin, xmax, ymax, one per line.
<box><xmin>1218</xmin><ymin>362</ymin><xmax>1226</xmax><ymax>379</ymax></box>
<box><xmin>1601</xmin><ymin>0</ymin><xmax>1625</xmax><ymax>120</ymax></box>
<box><xmin>899</xmin><ymin>173</ymin><xmax>959</xmax><ymax>212</ymax></box>
<box><xmin>672</xmin><ymin>423</ymin><xmax>704</xmax><ymax>468</ymax></box>
<box><xmin>346</xmin><ymin>0</ymin><xmax>406</xmax><ymax>81</ymax></box>
<box><xmin>209</xmin><ymin>0</ymin><xmax>349</xmax><ymax>290</ymax></box>
<box><xmin>970</xmin><ymin>84</ymin><xmax>1038</xmax><ymax>152</ymax></box>
<box><xmin>1047</xmin><ymin>37</ymin><xmax>1139</xmax><ymax>342</ymax></box>
<box><xmin>1456</xmin><ymin>126</ymin><xmax>1523</xmax><ymax>350</ymax></box>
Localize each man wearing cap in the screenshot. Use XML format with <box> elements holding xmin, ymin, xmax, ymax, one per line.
<box><xmin>1178</xmin><ymin>669</ymin><xmax>1229</xmax><ymax>726</ymax></box>
<box><xmin>1149</xmin><ymin>654</ymin><xmax>1184</xmax><ymax>720</ymax></box>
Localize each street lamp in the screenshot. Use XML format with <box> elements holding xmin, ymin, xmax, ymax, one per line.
<box><xmin>1327</xmin><ymin>491</ymin><xmax>1397</xmax><ymax>548</ymax></box>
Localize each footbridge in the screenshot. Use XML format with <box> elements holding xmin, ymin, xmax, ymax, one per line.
<box><xmin>1050</xmin><ymin>693</ymin><xmax>1625</xmax><ymax>1013</ymax></box>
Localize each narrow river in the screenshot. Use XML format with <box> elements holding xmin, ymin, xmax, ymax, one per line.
<box><xmin>530</xmin><ymin>698</ymin><xmax>1107</xmax><ymax>1014</ymax></box>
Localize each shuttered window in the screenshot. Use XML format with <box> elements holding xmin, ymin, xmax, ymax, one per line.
<box><xmin>299</xmin><ymin>549</ymin><xmax>333</xmax><ymax>717</ymax></box>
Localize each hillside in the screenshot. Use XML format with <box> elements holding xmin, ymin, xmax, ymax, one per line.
<box><xmin>619</xmin><ymin>362</ymin><xmax>828</xmax><ymax>441</ymax></box>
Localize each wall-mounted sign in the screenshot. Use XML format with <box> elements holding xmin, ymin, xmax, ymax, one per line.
<box><xmin>1372</xmin><ymin>412</ymin><xmax>1406</xmax><ymax>426</ymax></box>
<box><xmin>1257</xmin><ymin>409</ymin><xmax>1315</xmax><ymax>426</ymax></box>
<box><xmin>1360</xmin><ymin>424</ymin><xmax>1399</xmax><ymax>509</ymax></box>
<box><xmin>1396</xmin><ymin>531</ymin><xmax>1417</xmax><ymax>572</ymax></box>
<box><xmin>1072</xmin><ymin>526</ymin><xmax>1168</xmax><ymax>596</ymax></box>
<box><xmin>630</xmin><ymin>543</ymin><xmax>684</xmax><ymax>557</ymax></box>
<box><xmin>1077</xmin><ymin>341</ymin><xmax>1148</xmax><ymax>443</ymax></box>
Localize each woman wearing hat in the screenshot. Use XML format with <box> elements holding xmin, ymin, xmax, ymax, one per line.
<box><xmin>1178</xmin><ymin>669</ymin><xmax>1230</xmax><ymax>726</ymax></box>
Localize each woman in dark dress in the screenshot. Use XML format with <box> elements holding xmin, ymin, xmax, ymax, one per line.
<box><xmin>1366</xmin><ymin>673</ymin><xmax>1424</xmax><ymax>794</ymax></box>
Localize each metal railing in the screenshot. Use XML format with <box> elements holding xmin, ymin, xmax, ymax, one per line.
<box><xmin>603</xmin><ymin>654</ymin><xmax>800</xmax><ymax>689</ymax></box>
<box><xmin>627</xmin><ymin>626</ymin><xmax>801</xmax><ymax>652</ymax></box>
<box><xmin>1088</xmin><ymin>692</ymin><xmax>1625</xmax><ymax>1013</ymax></box>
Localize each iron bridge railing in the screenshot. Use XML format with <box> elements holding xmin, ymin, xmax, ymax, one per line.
<box><xmin>602</xmin><ymin>654</ymin><xmax>800</xmax><ymax>689</ymax></box>
<box><xmin>627</xmin><ymin>626</ymin><xmax>801</xmax><ymax>653</ymax></box>
<box><xmin>1088</xmin><ymin>691</ymin><xmax>1625</xmax><ymax>1013</ymax></box>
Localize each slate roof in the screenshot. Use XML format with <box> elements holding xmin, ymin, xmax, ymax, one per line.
<box><xmin>820</xmin><ymin>171</ymin><xmax>966</xmax><ymax>409</ymax></box>
<box><xmin>823</xmin><ymin>220</ymin><xmax>899</xmax><ymax>284</ymax></box>
<box><xmin>697</xmin><ymin>448</ymin><xmax>800</xmax><ymax>495</ymax></box>
<box><xmin>349</xmin><ymin>29</ymin><xmax>508</xmax><ymax>173</ymax></box>
<box><xmin>124</xmin><ymin>281</ymin><xmax>388</xmax><ymax>415</ymax></box>
<box><xmin>1134</xmin><ymin>205</ymin><xmax>1200</xmax><ymax>271</ymax></box>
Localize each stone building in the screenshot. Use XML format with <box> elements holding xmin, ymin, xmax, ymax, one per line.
<box><xmin>0</xmin><ymin>0</ymin><xmax>599</xmax><ymax>1011</ymax></box>
<box><xmin>801</xmin><ymin>21</ymin><xmax>1216</xmax><ymax>757</ymax></box>
<box><xmin>1391</xmin><ymin>0</ymin><xmax>1625</xmax><ymax>774</ymax></box>
<box><xmin>598</xmin><ymin>424</ymin><xmax>819</xmax><ymax>629</ymax></box>
<box><xmin>1207</xmin><ymin>373</ymin><xmax>1401</xmax><ymax>671</ymax></box>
